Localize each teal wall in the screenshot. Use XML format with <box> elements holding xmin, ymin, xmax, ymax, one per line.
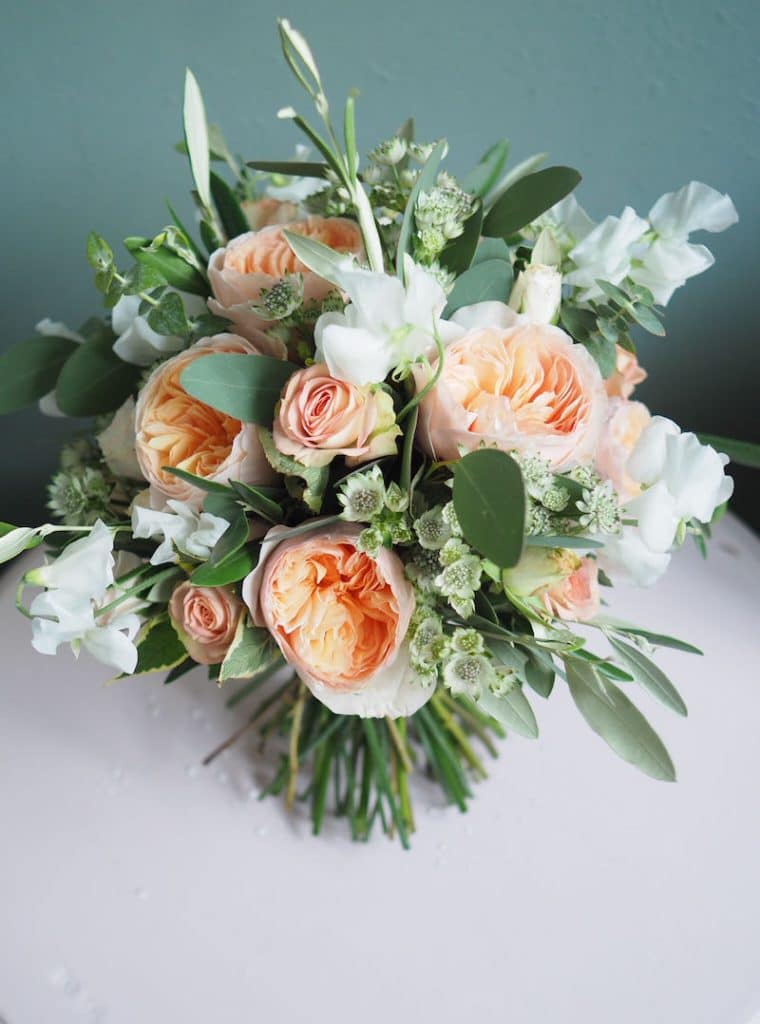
<box><xmin>1</xmin><ymin>0</ymin><xmax>758</xmax><ymax>526</ymax></box>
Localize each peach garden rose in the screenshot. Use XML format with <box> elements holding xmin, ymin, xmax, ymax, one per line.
<box><xmin>415</xmin><ymin>322</ymin><xmax>607</xmax><ymax>471</ymax></box>
<box><xmin>242</xmin><ymin>524</ymin><xmax>427</xmax><ymax>718</ymax></box>
<box><xmin>605</xmin><ymin>344</ymin><xmax>647</xmax><ymax>399</ymax></box>
<box><xmin>273</xmin><ymin>362</ymin><xmax>400</xmax><ymax>468</ymax></box>
<box><xmin>595</xmin><ymin>397</ymin><xmax>651</xmax><ymax>503</ymax></box>
<box><xmin>207</xmin><ymin>216</ymin><xmax>364</xmax><ymax>346</ymax></box>
<box><xmin>134</xmin><ymin>333</ymin><xmax>276</xmax><ymax>508</ymax></box>
<box><xmin>168</xmin><ymin>581</ymin><xmax>242</xmax><ymax>665</ymax></box>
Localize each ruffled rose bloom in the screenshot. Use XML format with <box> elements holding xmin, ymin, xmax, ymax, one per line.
<box><xmin>540</xmin><ymin>557</ymin><xmax>600</xmax><ymax>622</ymax></box>
<box><xmin>273</xmin><ymin>363</ymin><xmax>400</xmax><ymax>468</ymax></box>
<box><xmin>595</xmin><ymin>398</ymin><xmax>651</xmax><ymax>502</ymax></box>
<box><xmin>605</xmin><ymin>345</ymin><xmax>647</xmax><ymax>399</ymax></box>
<box><xmin>169</xmin><ymin>581</ymin><xmax>242</xmax><ymax>665</ymax></box>
<box><xmin>416</xmin><ymin>323</ymin><xmax>606</xmax><ymax>471</ymax></box>
<box><xmin>134</xmin><ymin>333</ymin><xmax>276</xmax><ymax>508</ymax></box>
<box><xmin>208</xmin><ymin>216</ymin><xmax>364</xmax><ymax>347</ymax></box>
<box><xmin>242</xmin><ymin>524</ymin><xmax>427</xmax><ymax>718</ymax></box>
<box><xmin>240</xmin><ymin>197</ymin><xmax>299</xmax><ymax>231</ymax></box>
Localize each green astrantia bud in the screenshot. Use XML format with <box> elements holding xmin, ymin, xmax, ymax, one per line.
<box><xmin>357</xmin><ymin>525</ymin><xmax>384</xmax><ymax>557</ymax></box>
<box><xmin>384</xmin><ymin>482</ymin><xmax>409</xmax><ymax>513</ymax></box>
<box><xmin>450</xmin><ymin>627</ymin><xmax>485</xmax><ymax>656</ymax></box>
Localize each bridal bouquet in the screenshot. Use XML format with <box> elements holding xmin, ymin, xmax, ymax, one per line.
<box><xmin>1</xmin><ymin>21</ymin><xmax>751</xmax><ymax>845</ymax></box>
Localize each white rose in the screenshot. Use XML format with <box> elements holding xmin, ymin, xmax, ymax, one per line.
<box><xmin>509</xmin><ymin>263</ymin><xmax>562</xmax><ymax>323</ymax></box>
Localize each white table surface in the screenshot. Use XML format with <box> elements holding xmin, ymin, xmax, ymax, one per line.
<box><xmin>1</xmin><ymin>514</ymin><xmax>759</xmax><ymax>1024</ymax></box>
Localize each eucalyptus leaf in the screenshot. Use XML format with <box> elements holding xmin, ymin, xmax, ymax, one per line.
<box><xmin>483</xmin><ymin>166</ymin><xmax>582</xmax><ymax>239</ymax></box>
<box><xmin>183</xmin><ymin>69</ymin><xmax>212</xmax><ymax>211</ymax></box>
<box><xmin>472</xmin><ymin>237</ymin><xmax>511</xmax><ymax>265</ymax></box>
<box><xmin>483</xmin><ymin>151</ymin><xmax>548</xmax><ymax>209</ymax></box>
<box><xmin>462</xmin><ymin>140</ymin><xmax>510</xmax><ymax>199</ymax></box>
<box><xmin>444</xmin><ymin>259</ymin><xmax>513</xmax><ymax>317</ymax></box>
<box><xmin>592</xmin><ymin>617</ymin><xmax>703</xmax><ymax>655</ymax></box>
<box><xmin>607</xmin><ymin>635</ymin><xmax>688</xmax><ymax>716</ymax></box>
<box><xmin>0</xmin><ymin>335</ymin><xmax>79</xmax><ymax>414</ymax></box>
<box><xmin>210</xmin><ymin>171</ymin><xmax>249</xmax><ymax>239</ymax></box>
<box><xmin>521</xmin><ymin>645</ymin><xmax>555</xmax><ymax>698</ymax></box>
<box><xmin>124</xmin><ymin>237</ymin><xmax>207</xmax><ymax>296</ymax></box>
<box><xmin>527</xmin><ymin>535</ymin><xmax>603</xmax><ymax>550</ymax></box>
<box><xmin>581</xmin><ymin>334</ymin><xmax>618</xmax><ymax>378</ymax></box>
<box><xmin>565</xmin><ymin>656</ymin><xmax>676</xmax><ymax>781</ymax></box>
<box><xmin>452</xmin><ymin>448</ymin><xmax>525</xmax><ymax>568</ymax></box>
<box><xmin>179</xmin><ymin>353</ymin><xmax>298</xmax><ymax>424</ymax></box>
<box><xmin>147</xmin><ymin>292</ymin><xmax>191</xmax><ymax>337</ymax></box>
<box><xmin>86</xmin><ymin>232</ymin><xmax>113</xmax><ymax>273</ymax></box>
<box><xmin>282</xmin><ymin>230</ymin><xmax>351</xmax><ymax>288</ymax></box>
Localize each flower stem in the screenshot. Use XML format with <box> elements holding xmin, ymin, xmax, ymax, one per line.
<box><xmin>287</xmin><ymin>684</ymin><xmax>307</xmax><ymax>808</ymax></box>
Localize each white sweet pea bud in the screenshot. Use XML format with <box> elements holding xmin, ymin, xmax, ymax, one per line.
<box><xmin>509</xmin><ymin>264</ymin><xmax>562</xmax><ymax>324</ymax></box>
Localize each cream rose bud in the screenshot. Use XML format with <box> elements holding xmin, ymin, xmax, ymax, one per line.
<box><xmin>168</xmin><ymin>582</ymin><xmax>242</xmax><ymax>665</ymax></box>
<box><xmin>595</xmin><ymin>398</ymin><xmax>651</xmax><ymax>503</ymax></box>
<box><xmin>207</xmin><ymin>216</ymin><xmax>364</xmax><ymax>349</ymax></box>
<box><xmin>508</xmin><ymin>264</ymin><xmax>562</xmax><ymax>324</ymax></box>
<box><xmin>243</xmin><ymin>524</ymin><xmax>427</xmax><ymax>718</ymax></box>
<box><xmin>273</xmin><ymin>363</ymin><xmax>400</xmax><ymax>468</ymax></box>
<box><xmin>605</xmin><ymin>345</ymin><xmax>647</xmax><ymax>399</ymax></box>
<box><xmin>416</xmin><ymin>322</ymin><xmax>607</xmax><ymax>471</ymax></box>
<box><xmin>97</xmin><ymin>397</ymin><xmax>144</xmax><ymax>481</ymax></box>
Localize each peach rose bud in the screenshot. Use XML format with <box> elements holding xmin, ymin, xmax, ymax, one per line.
<box><xmin>168</xmin><ymin>582</ymin><xmax>243</xmax><ymax>665</ymax></box>
<box><xmin>272</xmin><ymin>363</ymin><xmax>401</xmax><ymax>468</ymax></box>
<box><xmin>540</xmin><ymin>557</ymin><xmax>600</xmax><ymax>622</ymax></box>
<box><xmin>134</xmin><ymin>333</ymin><xmax>276</xmax><ymax>508</ymax></box>
<box><xmin>595</xmin><ymin>398</ymin><xmax>651</xmax><ymax>503</ymax></box>
<box><xmin>605</xmin><ymin>345</ymin><xmax>647</xmax><ymax>399</ymax></box>
<box><xmin>207</xmin><ymin>216</ymin><xmax>364</xmax><ymax>346</ymax></box>
<box><xmin>416</xmin><ymin>322</ymin><xmax>607</xmax><ymax>472</ymax></box>
<box><xmin>242</xmin><ymin>524</ymin><xmax>426</xmax><ymax>718</ymax></box>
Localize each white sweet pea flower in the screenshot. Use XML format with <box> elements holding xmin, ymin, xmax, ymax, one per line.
<box><xmin>30</xmin><ymin>587</ymin><xmax>140</xmax><ymax>674</ymax></box>
<box><xmin>630</xmin><ymin>182</ymin><xmax>739</xmax><ymax>304</ymax></box>
<box><xmin>25</xmin><ymin>519</ymin><xmax>115</xmax><ymax>599</ymax></box>
<box><xmin>626</xmin><ymin>416</ymin><xmax>733</xmax><ymax>553</ymax></box>
<box><xmin>131</xmin><ymin>499</ymin><xmax>229</xmax><ymax>565</ymax></box>
<box><xmin>539</xmin><ymin>194</ymin><xmax>596</xmax><ymax>250</ymax></box>
<box><xmin>597</xmin><ymin>527</ymin><xmax>672</xmax><ymax>587</ymax></box>
<box><xmin>564</xmin><ymin>207</ymin><xmax>649</xmax><ymax>301</ymax></box>
<box><xmin>35</xmin><ymin>318</ymin><xmax>85</xmax><ymax>417</ymax></box>
<box><xmin>314</xmin><ymin>255</ymin><xmax>457</xmax><ymax>385</ymax></box>
<box><xmin>112</xmin><ymin>292</ymin><xmax>206</xmax><ymax>366</ymax></box>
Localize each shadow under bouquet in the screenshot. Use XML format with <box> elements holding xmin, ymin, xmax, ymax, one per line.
<box><xmin>1</xmin><ymin>20</ymin><xmax>754</xmax><ymax>846</ymax></box>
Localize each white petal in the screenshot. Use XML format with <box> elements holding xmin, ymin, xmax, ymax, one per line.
<box><xmin>300</xmin><ymin>645</ymin><xmax>434</xmax><ymax>718</ymax></box>
<box><xmin>82</xmin><ymin>624</ymin><xmax>139</xmax><ymax>674</ymax></box>
<box><xmin>27</xmin><ymin>521</ymin><xmax>114</xmax><ymax>598</ymax></box>
<box><xmin>648</xmin><ymin>181</ymin><xmax>739</xmax><ymax>238</ymax></box>
<box><xmin>598</xmin><ymin>528</ymin><xmax>672</xmax><ymax>587</ymax></box>
<box><xmin>318</xmin><ymin>322</ymin><xmax>394</xmax><ymax>385</ymax></box>
<box><xmin>97</xmin><ymin>397</ymin><xmax>143</xmax><ymax>480</ymax></box>
<box><xmin>182</xmin><ymin>512</ymin><xmax>229</xmax><ymax>559</ymax></box>
<box><xmin>35</xmin><ymin>318</ymin><xmax>85</xmax><ymax>344</ymax></box>
<box><xmin>550</xmin><ymin>194</ymin><xmax>596</xmax><ymax>243</ymax></box>
<box><xmin>662</xmin><ymin>432</ymin><xmax>734</xmax><ymax>523</ymax></box>
<box><xmin>333</xmin><ymin>265</ymin><xmax>406</xmax><ymax>333</ymax></box>
<box><xmin>112</xmin><ymin>316</ymin><xmax>185</xmax><ymax>367</ymax></box>
<box><xmin>402</xmin><ymin>256</ymin><xmax>447</xmax><ymax>327</ymax></box>
<box><xmin>449</xmin><ymin>300</ymin><xmax>524</xmax><ymax>333</ymax></box>
<box><xmin>630</xmin><ymin>238</ymin><xmax>714</xmax><ymax>305</ymax></box>
<box><xmin>626</xmin><ymin>416</ymin><xmax>680</xmax><ymax>485</ymax></box>
<box><xmin>131</xmin><ymin>502</ymin><xmax>191</xmax><ymax>565</ymax></box>
<box><xmin>628</xmin><ymin>482</ymin><xmax>680</xmax><ymax>553</ymax></box>
<box><xmin>38</xmin><ymin>391</ymin><xmax>66</xmax><ymax>417</ymax></box>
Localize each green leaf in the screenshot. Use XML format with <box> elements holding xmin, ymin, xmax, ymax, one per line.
<box><xmin>210</xmin><ymin>171</ymin><xmax>249</xmax><ymax>239</ymax></box>
<box><xmin>472</xmin><ymin>237</ymin><xmax>511</xmax><ymax>265</ymax></box>
<box><xmin>163</xmin><ymin>658</ymin><xmax>195</xmax><ymax>685</ymax></box>
<box><xmin>147</xmin><ymin>292</ymin><xmax>191</xmax><ymax>337</ymax></box>
<box><xmin>282</xmin><ymin>229</ymin><xmax>350</xmax><ymax>288</ymax></box>
<box><xmin>246</xmin><ymin>159</ymin><xmax>330</xmax><ymax>178</ymax></box>
<box><xmin>527</xmin><ymin>534</ymin><xmax>603</xmax><ymax>549</ymax></box>
<box><xmin>477</xmin><ymin>683</ymin><xmax>538</xmax><ymax>738</ymax></box>
<box><xmin>483</xmin><ymin>166</ymin><xmax>582</xmax><ymax>239</ymax></box>
<box><xmin>179</xmin><ymin>353</ymin><xmax>298</xmax><ymax>424</ymax></box>
<box><xmin>630</xmin><ymin>303</ymin><xmax>665</xmax><ymax>336</ymax></box>
<box><xmin>595</xmin><ymin>280</ymin><xmax>629</xmax><ymax>306</ymax></box>
<box><xmin>131</xmin><ymin>616</ymin><xmax>188</xmax><ymax>676</ymax></box>
<box><xmin>461</xmin><ymin>140</ymin><xmax>510</xmax><ymax>199</ymax></box>
<box><xmin>560</xmin><ymin>305</ymin><xmax>597</xmax><ymax>342</ymax></box>
<box><xmin>521</xmin><ymin>645</ymin><xmax>555</xmax><ymax>698</ymax></box>
<box><xmin>219</xmin><ymin>614</ymin><xmax>279</xmax><ymax>683</ymax></box>
<box><xmin>0</xmin><ymin>335</ymin><xmax>79</xmax><ymax>414</ymax></box>
<box><xmin>581</xmin><ymin>334</ymin><xmax>618</xmax><ymax>378</ymax></box>
<box><xmin>439</xmin><ymin>201</ymin><xmax>484</xmax><ymax>276</ymax></box>
<box><xmin>86</xmin><ymin>231</ymin><xmax>114</xmax><ymax>273</ymax></box>
<box><xmin>443</xmin><ymin>259</ymin><xmax>513</xmax><ymax>317</ymax></box>
<box><xmin>202</xmin><ymin>493</ymin><xmax>242</xmax><ymax>522</ymax></box>
<box><xmin>183</xmin><ymin>69</ymin><xmax>212</xmax><ymax>211</ymax></box>
<box><xmin>190</xmin><ymin>543</ymin><xmax>258</xmax><ymax>586</ymax></box>
<box><xmin>697</xmin><ymin>434</ymin><xmax>760</xmax><ymax>470</ymax></box>
<box><xmin>229</xmin><ymin>480</ymin><xmax>284</xmax><ymax>522</ymax></box>
<box><xmin>162</xmin><ymin>466</ymin><xmax>236</xmax><ymax>496</ymax></box>
<box><xmin>592</xmin><ymin>617</ymin><xmax>703</xmax><ymax>655</ymax></box>
<box><xmin>396</xmin><ymin>139</ymin><xmax>447</xmax><ymax>276</ymax></box>
<box><xmin>55</xmin><ymin>327</ymin><xmax>140</xmax><ymax>417</ymax></box>
<box><xmin>207</xmin><ymin>509</ymin><xmax>249</xmax><ymax>565</ymax></box>
<box><xmin>0</xmin><ymin>525</ymin><xmax>43</xmax><ymax>564</ymax></box>
<box><xmin>483</xmin><ymin>151</ymin><xmax>548</xmax><ymax>209</ymax></box>
<box><xmin>565</xmin><ymin>656</ymin><xmax>676</xmax><ymax>781</ymax></box>
<box><xmin>258</xmin><ymin>427</ymin><xmax>328</xmax><ymax>513</ymax></box>
<box><xmin>124</xmin><ymin>237</ymin><xmax>207</xmax><ymax>296</ymax></box>
<box><xmin>606</xmin><ymin>635</ymin><xmax>688</xmax><ymax>716</ymax></box>
<box><xmin>452</xmin><ymin>448</ymin><xmax>525</xmax><ymax>568</ymax></box>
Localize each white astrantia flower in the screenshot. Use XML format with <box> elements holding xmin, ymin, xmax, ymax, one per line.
<box><xmin>25</xmin><ymin>519</ymin><xmax>115</xmax><ymax>599</ymax></box>
<box><xmin>35</xmin><ymin>318</ymin><xmax>85</xmax><ymax>417</ymax></box>
<box><xmin>111</xmin><ymin>292</ymin><xmax>206</xmax><ymax>366</ymax></box>
<box><xmin>314</xmin><ymin>254</ymin><xmax>459</xmax><ymax>385</ymax></box>
<box><xmin>564</xmin><ymin>207</ymin><xmax>649</xmax><ymax>301</ymax></box>
<box><xmin>131</xmin><ymin>499</ymin><xmax>229</xmax><ymax>565</ymax></box>
<box><xmin>629</xmin><ymin>182</ymin><xmax>739</xmax><ymax>305</ymax></box>
<box><xmin>625</xmin><ymin>417</ymin><xmax>734</xmax><ymax>553</ymax></box>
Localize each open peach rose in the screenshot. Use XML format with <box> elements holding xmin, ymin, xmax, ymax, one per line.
<box><xmin>134</xmin><ymin>333</ymin><xmax>276</xmax><ymax>508</ymax></box>
<box><xmin>595</xmin><ymin>398</ymin><xmax>651</xmax><ymax>502</ymax></box>
<box><xmin>540</xmin><ymin>557</ymin><xmax>600</xmax><ymax>622</ymax></box>
<box><xmin>168</xmin><ymin>581</ymin><xmax>242</xmax><ymax>665</ymax></box>
<box><xmin>605</xmin><ymin>345</ymin><xmax>647</xmax><ymax>399</ymax></box>
<box><xmin>208</xmin><ymin>216</ymin><xmax>364</xmax><ymax>346</ymax></box>
<box><xmin>415</xmin><ymin>323</ymin><xmax>606</xmax><ymax>471</ymax></box>
<box><xmin>242</xmin><ymin>524</ymin><xmax>427</xmax><ymax>718</ymax></box>
<box><xmin>273</xmin><ymin>363</ymin><xmax>400</xmax><ymax>468</ymax></box>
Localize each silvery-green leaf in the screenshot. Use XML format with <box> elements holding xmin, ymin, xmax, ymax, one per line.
<box><xmin>565</xmin><ymin>657</ymin><xmax>676</xmax><ymax>781</ymax></box>
<box><xmin>183</xmin><ymin>69</ymin><xmax>211</xmax><ymax>211</ymax></box>
<box><xmin>477</xmin><ymin>684</ymin><xmax>538</xmax><ymax>739</ymax></box>
<box><xmin>282</xmin><ymin>230</ymin><xmax>351</xmax><ymax>288</ymax></box>
<box><xmin>607</xmin><ymin>635</ymin><xmax>688</xmax><ymax>716</ymax></box>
